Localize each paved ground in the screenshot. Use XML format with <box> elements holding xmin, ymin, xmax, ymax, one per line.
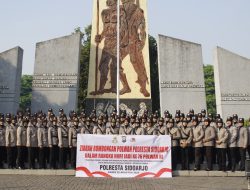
<box><xmin>0</xmin><ymin>175</ymin><xmax>247</xmax><ymax>190</ymax></box>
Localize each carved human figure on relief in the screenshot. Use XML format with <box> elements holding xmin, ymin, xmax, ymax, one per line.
<box><xmin>90</xmin><ymin>0</ymin><xmax>150</xmax><ymax>97</ymax></box>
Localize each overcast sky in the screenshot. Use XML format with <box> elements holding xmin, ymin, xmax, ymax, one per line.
<box><xmin>1</xmin><ymin>0</ymin><xmax>250</xmax><ymax>75</ymax></box>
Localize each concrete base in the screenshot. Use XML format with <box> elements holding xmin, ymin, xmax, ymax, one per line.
<box><xmin>85</xmin><ymin>98</ymin><xmax>152</xmax><ymax>116</ymax></box>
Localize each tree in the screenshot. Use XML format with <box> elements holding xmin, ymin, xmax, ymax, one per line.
<box><xmin>20</xmin><ymin>75</ymin><xmax>33</xmax><ymax>110</ymax></box>
<box><xmin>74</xmin><ymin>25</ymin><xmax>91</xmax><ymax>111</ymax></box>
<box><xmin>204</xmin><ymin>65</ymin><xmax>216</xmax><ymax>115</ymax></box>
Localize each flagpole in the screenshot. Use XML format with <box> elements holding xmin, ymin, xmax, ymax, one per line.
<box><xmin>116</xmin><ymin>0</ymin><xmax>120</xmax><ymax>116</ymax></box>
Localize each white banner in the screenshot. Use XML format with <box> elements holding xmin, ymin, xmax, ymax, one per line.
<box><xmin>76</xmin><ymin>135</ymin><xmax>172</xmax><ymax>178</ymax></box>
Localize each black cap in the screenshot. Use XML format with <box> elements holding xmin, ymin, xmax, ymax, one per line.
<box><xmin>6</xmin><ymin>113</ymin><xmax>11</xmax><ymax>118</ymax></box>
<box><xmin>176</xmin><ymin>110</ymin><xmax>181</xmax><ymax>114</ymax></box>
<box><xmin>59</xmin><ymin>108</ymin><xmax>64</xmax><ymax>112</ymax></box>
<box><xmin>215</xmin><ymin>114</ymin><xmax>221</xmax><ymax>119</ymax></box>
<box><xmin>201</xmin><ymin>109</ymin><xmax>206</xmax><ymax>114</ymax></box>
<box><xmin>165</xmin><ymin>113</ymin><xmax>171</xmax><ymax>118</ymax></box>
<box><xmin>198</xmin><ymin>113</ymin><xmax>202</xmax><ymax>118</ymax></box>
<box><xmin>238</xmin><ymin>118</ymin><xmax>244</xmax><ymax>124</ymax></box>
<box><xmin>204</xmin><ymin>117</ymin><xmax>210</xmax><ymax>123</ymax></box>
<box><xmin>164</xmin><ymin>110</ymin><xmax>169</xmax><ymax>115</ymax></box>
<box><xmin>175</xmin><ymin>114</ymin><xmax>180</xmax><ymax>118</ymax></box>
<box><xmin>48</xmin><ymin>108</ymin><xmax>53</xmax><ymax>112</ymax></box>
<box><xmin>216</xmin><ymin>118</ymin><xmax>223</xmax><ymax>124</ymax></box>
<box><xmin>233</xmin><ymin>114</ymin><xmax>238</xmax><ymax>119</ymax></box>
<box><xmin>192</xmin><ymin>116</ymin><xmax>198</xmax><ymax>122</ymax></box>
<box><xmin>226</xmin><ymin>116</ymin><xmax>233</xmax><ymax>122</ymax></box>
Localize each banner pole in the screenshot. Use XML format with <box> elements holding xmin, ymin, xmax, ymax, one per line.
<box><xmin>116</xmin><ymin>0</ymin><xmax>120</xmax><ymax>116</ymax></box>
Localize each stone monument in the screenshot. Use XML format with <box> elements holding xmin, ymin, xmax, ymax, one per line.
<box><xmin>86</xmin><ymin>0</ymin><xmax>152</xmax><ymax>115</ymax></box>
<box><xmin>214</xmin><ymin>47</ymin><xmax>250</xmax><ymax>119</ymax></box>
<box><xmin>0</xmin><ymin>47</ymin><xmax>23</xmax><ymax>114</ymax></box>
<box><xmin>31</xmin><ymin>33</ymin><xmax>81</xmax><ymax>114</ymax></box>
<box><xmin>158</xmin><ymin>35</ymin><xmax>207</xmax><ymax>115</ymax></box>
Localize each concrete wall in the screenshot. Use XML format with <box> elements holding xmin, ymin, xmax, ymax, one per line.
<box><xmin>158</xmin><ymin>35</ymin><xmax>207</xmax><ymax>115</ymax></box>
<box><xmin>214</xmin><ymin>47</ymin><xmax>250</xmax><ymax>119</ymax></box>
<box><xmin>0</xmin><ymin>47</ymin><xmax>23</xmax><ymax>114</ymax></box>
<box><xmin>31</xmin><ymin>33</ymin><xmax>81</xmax><ymax>114</ymax></box>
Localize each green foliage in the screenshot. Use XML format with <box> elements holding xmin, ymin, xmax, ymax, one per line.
<box><xmin>20</xmin><ymin>75</ymin><xmax>33</xmax><ymax>111</ymax></box>
<box><xmin>74</xmin><ymin>25</ymin><xmax>92</xmax><ymax>111</ymax></box>
<box><xmin>204</xmin><ymin>65</ymin><xmax>216</xmax><ymax>115</ymax></box>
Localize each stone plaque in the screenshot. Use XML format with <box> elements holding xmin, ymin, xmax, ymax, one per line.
<box><xmin>31</xmin><ymin>33</ymin><xmax>81</xmax><ymax>114</ymax></box>
<box><xmin>158</xmin><ymin>35</ymin><xmax>207</xmax><ymax>115</ymax></box>
<box><xmin>214</xmin><ymin>47</ymin><xmax>250</xmax><ymax>119</ymax></box>
<box><xmin>0</xmin><ymin>47</ymin><xmax>23</xmax><ymax>114</ymax></box>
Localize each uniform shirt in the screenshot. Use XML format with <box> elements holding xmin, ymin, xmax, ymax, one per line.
<box><xmin>37</xmin><ymin>126</ymin><xmax>48</xmax><ymax>147</ymax></box>
<box><xmin>237</xmin><ymin>126</ymin><xmax>248</xmax><ymax>148</ymax></box>
<box><xmin>157</xmin><ymin>125</ymin><xmax>168</xmax><ymax>135</ymax></box>
<box><xmin>119</xmin><ymin>124</ymin><xmax>133</xmax><ymax>135</ymax></box>
<box><xmin>132</xmin><ymin>126</ymin><xmax>145</xmax><ymax>135</ymax></box>
<box><xmin>215</xmin><ymin>127</ymin><xmax>229</xmax><ymax>149</ymax></box>
<box><xmin>187</xmin><ymin>121</ymin><xmax>193</xmax><ymax>128</ymax></box>
<box><xmin>93</xmin><ymin>125</ymin><xmax>106</xmax><ymax>135</ymax></box>
<box><xmin>0</xmin><ymin>126</ymin><xmax>5</xmax><ymax>146</ymax></box>
<box><xmin>27</xmin><ymin>124</ymin><xmax>38</xmax><ymax>147</ymax></box>
<box><xmin>106</xmin><ymin>125</ymin><xmax>120</xmax><ymax>135</ymax></box>
<box><xmin>140</xmin><ymin>123</ymin><xmax>147</xmax><ymax>130</ymax></box>
<box><xmin>81</xmin><ymin>125</ymin><xmax>93</xmax><ymax>134</ymax></box>
<box><xmin>48</xmin><ymin>125</ymin><xmax>58</xmax><ymax>146</ymax></box>
<box><xmin>58</xmin><ymin>125</ymin><xmax>69</xmax><ymax>148</ymax></box>
<box><xmin>227</xmin><ymin>125</ymin><xmax>238</xmax><ymax>148</ymax></box>
<box><xmin>16</xmin><ymin>126</ymin><xmax>27</xmax><ymax>146</ymax></box>
<box><xmin>192</xmin><ymin>125</ymin><xmax>205</xmax><ymax>148</ymax></box>
<box><xmin>169</xmin><ymin>126</ymin><xmax>181</xmax><ymax>147</ymax></box>
<box><xmin>180</xmin><ymin>126</ymin><xmax>193</xmax><ymax>146</ymax></box>
<box><xmin>203</xmin><ymin>125</ymin><xmax>216</xmax><ymax>147</ymax></box>
<box><xmin>145</xmin><ymin>126</ymin><xmax>158</xmax><ymax>135</ymax></box>
<box><xmin>68</xmin><ymin>126</ymin><xmax>81</xmax><ymax>147</ymax></box>
<box><xmin>5</xmin><ymin>123</ymin><xmax>17</xmax><ymax>147</ymax></box>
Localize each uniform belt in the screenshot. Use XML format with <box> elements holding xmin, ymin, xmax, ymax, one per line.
<box><xmin>52</xmin><ymin>136</ymin><xmax>58</xmax><ymax>138</ymax></box>
<box><xmin>63</xmin><ymin>136</ymin><xmax>68</xmax><ymax>138</ymax></box>
<box><xmin>72</xmin><ymin>137</ymin><xmax>77</xmax><ymax>139</ymax></box>
<box><xmin>181</xmin><ymin>138</ymin><xmax>188</xmax><ymax>140</ymax></box>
